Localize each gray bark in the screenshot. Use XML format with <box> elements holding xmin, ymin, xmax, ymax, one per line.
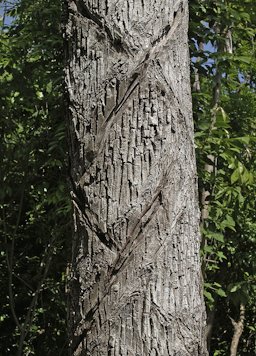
<box><xmin>65</xmin><ymin>0</ymin><xmax>207</xmax><ymax>354</ymax></box>
<box><xmin>230</xmin><ymin>304</ymin><xmax>245</xmax><ymax>356</ymax></box>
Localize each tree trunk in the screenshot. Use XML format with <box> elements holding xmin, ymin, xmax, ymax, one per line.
<box><xmin>230</xmin><ymin>304</ymin><xmax>245</xmax><ymax>356</ymax></box>
<box><xmin>65</xmin><ymin>0</ymin><xmax>207</xmax><ymax>354</ymax></box>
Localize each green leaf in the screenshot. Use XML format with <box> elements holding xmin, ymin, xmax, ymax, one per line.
<box><xmin>36</xmin><ymin>91</ymin><xmax>44</xmax><ymax>99</ymax></box>
<box><xmin>46</xmin><ymin>81</ymin><xmax>53</xmax><ymax>94</ymax></box>
<box><xmin>208</xmin><ymin>232</ymin><xmax>224</xmax><ymax>242</ymax></box>
<box><xmin>217</xmin><ymin>251</ymin><xmax>227</xmax><ymax>261</ymax></box>
<box><xmin>231</xmin><ymin>168</ymin><xmax>240</xmax><ymax>184</ymax></box>
<box><xmin>234</xmin><ymin>55</ymin><xmax>251</xmax><ymax>64</ymax></box>
<box><xmin>230</xmin><ymin>285</ymin><xmax>240</xmax><ymax>293</ymax></box>
<box><xmin>215</xmin><ymin>288</ymin><xmax>227</xmax><ymax>297</ymax></box>
<box><xmin>221</xmin><ymin>215</ymin><xmax>236</xmax><ymax>231</ymax></box>
<box><xmin>204</xmin><ymin>290</ymin><xmax>214</xmax><ymax>303</ymax></box>
<box><xmin>204</xmin><ymin>245</ymin><xmax>214</xmax><ymax>253</ymax></box>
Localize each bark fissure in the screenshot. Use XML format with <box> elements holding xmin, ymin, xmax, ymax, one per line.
<box><xmin>74</xmin><ymin>0</ymin><xmax>129</xmax><ymax>53</ymax></box>
<box><xmin>66</xmin><ymin>0</ymin><xmax>208</xmax><ymax>354</ymax></box>
<box><xmin>109</xmin><ymin>188</ymin><xmax>163</xmax><ymax>277</ymax></box>
<box><xmin>75</xmin><ymin>3</ymin><xmax>185</xmax><ymax>175</ymax></box>
<box><xmin>70</xmin><ymin>184</ymin><xmax>120</xmax><ymax>253</ymax></box>
<box><xmin>71</xmin><ymin>175</ymin><xmax>197</xmax><ymax>354</ymax></box>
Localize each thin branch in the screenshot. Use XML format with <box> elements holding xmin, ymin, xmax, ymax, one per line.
<box><xmin>230</xmin><ymin>303</ymin><xmax>246</xmax><ymax>356</ymax></box>
<box><xmin>4</xmin><ymin>169</ymin><xmax>28</xmax><ymax>331</ymax></box>
<box><xmin>17</xmin><ymin>237</ymin><xmax>56</xmax><ymax>356</ymax></box>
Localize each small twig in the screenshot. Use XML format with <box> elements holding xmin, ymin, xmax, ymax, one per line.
<box><xmin>13</xmin><ymin>273</ymin><xmax>35</xmax><ymax>292</ymax></box>
<box><xmin>17</xmin><ymin>237</ymin><xmax>56</xmax><ymax>356</ymax></box>
<box><xmin>5</xmin><ymin>170</ymin><xmax>28</xmax><ymax>331</ymax></box>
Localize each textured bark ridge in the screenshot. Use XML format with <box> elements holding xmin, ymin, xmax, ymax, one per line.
<box><xmin>65</xmin><ymin>0</ymin><xmax>207</xmax><ymax>354</ymax></box>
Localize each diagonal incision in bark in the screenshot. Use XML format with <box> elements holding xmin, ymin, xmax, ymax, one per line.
<box><xmin>72</xmin><ymin>176</ymin><xmax>167</xmax><ymax>323</ymax></box>
<box><xmin>108</xmin><ymin>170</ymin><xmax>191</xmax><ymax>279</ymax></box>
<box><xmin>154</xmin><ymin>59</ymin><xmax>194</xmax><ymax>140</ymax></box>
<box><xmin>74</xmin><ymin>0</ymin><xmax>132</xmax><ymax>54</ymax></box>
<box><xmin>109</xmin><ymin>188</ymin><xmax>163</xmax><ymax>276</ymax></box>
<box><xmin>96</xmin><ymin>73</ymin><xmax>140</xmax><ymax>154</ymax></box>
<box><xmin>71</xmin><ymin>173</ymin><xmax>192</xmax><ymax>354</ymax></box>
<box><xmin>70</xmin><ymin>190</ymin><xmax>163</xmax><ymax>353</ymax></box>
<box><xmin>71</xmin><ymin>2</ymin><xmax>187</xmax><ymax>350</ymax></box>
<box><xmin>70</xmin><ymin>305</ymin><xmax>98</xmax><ymax>354</ymax></box>
<box><xmin>78</xmin><ymin>4</ymin><xmax>184</xmax><ymax>178</ymax></box>
<box><xmin>73</xmin><ymin>198</ymin><xmax>120</xmax><ymax>252</ymax></box>
<box><xmin>152</xmin><ymin>300</ymin><xmax>175</xmax><ymax>324</ymax></box>
<box><xmin>71</xmin><ymin>178</ymin><xmax>190</xmax><ymax>353</ymax></box>
<box><xmin>152</xmin><ymin>175</ymin><xmax>193</xmax><ymax>260</ymax></box>
<box><xmin>72</xmin><ymin>5</ymin><xmax>184</xmax><ymax>185</ymax></box>
<box><xmin>69</xmin><ymin>170</ymin><xmax>122</xmax><ymax>251</ymax></box>
<box><xmin>70</xmin><ymin>181</ymin><xmax>120</xmax><ymax>253</ymax></box>
<box><xmin>108</xmin><ymin>173</ymin><xmax>193</xmax><ymax>284</ymax></box>
<box><xmin>155</xmin><ymin>59</ymin><xmax>185</xmax><ymax>116</ymax></box>
<box><xmin>98</xmin><ymin>2</ymin><xmax>184</xmax><ymax>126</ymax></box>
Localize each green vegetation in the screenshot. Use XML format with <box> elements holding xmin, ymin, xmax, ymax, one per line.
<box><xmin>0</xmin><ymin>0</ymin><xmax>70</xmax><ymax>354</ymax></box>
<box><xmin>0</xmin><ymin>0</ymin><xmax>255</xmax><ymax>354</ymax></box>
<box><xmin>190</xmin><ymin>0</ymin><xmax>256</xmax><ymax>354</ymax></box>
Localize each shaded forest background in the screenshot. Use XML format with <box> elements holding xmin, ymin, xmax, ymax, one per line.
<box><xmin>0</xmin><ymin>0</ymin><xmax>255</xmax><ymax>355</ymax></box>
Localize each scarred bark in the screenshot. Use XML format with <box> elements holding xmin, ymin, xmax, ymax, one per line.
<box><xmin>65</xmin><ymin>0</ymin><xmax>207</xmax><ymax>354</ymax></box>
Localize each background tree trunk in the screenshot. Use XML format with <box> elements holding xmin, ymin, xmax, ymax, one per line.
<box><xmin>230</xmin><ymin>304</ymin><xmax>245</xmax><ymax>356</ymax></box>
<box><xmin>65</xmin><ymin>0</ymin><xmax>207</xmax><ymax>354</ymax></box>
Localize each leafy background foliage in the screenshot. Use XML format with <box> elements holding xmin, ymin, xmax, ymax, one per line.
<box><xmin>0</xmin><ymin>0</ymin><xmax>255</xmax><ymax>355</ymax></box>
<box><xmin>0</xmin><ymin>0</ymin><xmax>70</xmax><ymax>354</ymax></box>
<box><xmin>190</xmin><ymin>0</ymin><xmax>256</xmax><ymax>354</ymax></box>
